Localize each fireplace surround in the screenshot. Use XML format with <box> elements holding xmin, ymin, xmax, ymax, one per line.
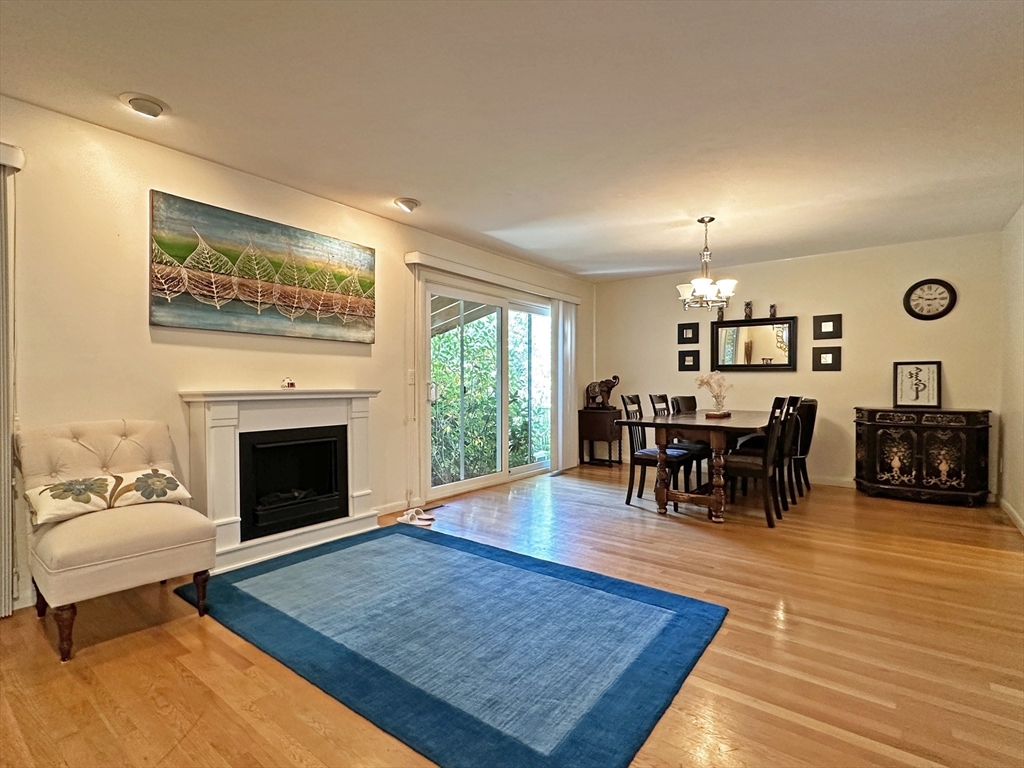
<box><xmin>181</xmin><ymin>389</ymin><xmax>379</xmax><ymax>570</ymax></box>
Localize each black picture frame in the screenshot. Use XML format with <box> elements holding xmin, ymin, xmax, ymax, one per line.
<box><xmin>710</xmin><ymin>316</ymin><xmax>798</xmax><ymax>372</ymax></box>
<box><xmin>893</xmin><ymin>361</ymin><xmax>942</xmax><ymax>408</ymax></box>
<box><xmin>677</xmin><ymin>322</ymin><xmax>699</xmax><ymax>344</ymax></box>
<box><xmin>812</xmin><ymin>346</ymin><xmax>842</xmax><ymax>371</ymax></box>
<box><xmin>813</xmin><ymin>314</ymin><xmax>843</xmax><ymax>340</ymax></box>
<box><xmin>678</xmin><ymin>350</ymin><xmax>700</xmax><ymax>372</ymax></box>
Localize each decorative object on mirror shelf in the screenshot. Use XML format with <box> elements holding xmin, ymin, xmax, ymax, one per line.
<box><xmin>584</xmin><ymin>376</ymin><xmax>620</xmax><ymax>409</ymax></box>
<box><xmin>678</xmin><ymin>350</ymin><xmax>701</xmax><ymax>372</ymax></box>
<box><xmin>717</xmin><ymin>307</ymin><xmax>725</xmax><ymax>321</ymax></box>
<box><xmin>903</xmin><ymin>279</ymin><xmax>957</xmax><ymax>321</ymax></box>
<box><xmin>677</xmin><ymin>322</ymin><xmax>699</xmax><ymax>344</ymax></box>
<box><xmin>281</xmin><ymin>378</ymin><xmax>296</xmax><ymax>389</ymax></box>
<box><xmin>711</xmin><ymin>316</ymin><xmax>798</xmax><ymax>372</ymax></box>
<box><xmin>743</xmin><ymin>301</ymin><xmax>753</xmax><ymax>320</ymax></box>
<box><xmin>769</xmin><ymin>304</ymin><xmax>777</xmax><ymax>318</ymax></box>
<box><xmin>813</xmin><ymin>314</ymin><xmax>843</xmax><ymax>340</ymax></box>
<box><xmin>695</xmin><ymin>372</ymin><xmax>731</xmax><ymax>418</ymax></box>
<box><xmin>893</xmin><ymin>361</ymin><xmax>942</xmax><ymax>408</ymax></box>
<box><xmin>149</xmin><ymin>191</ymin><xmax>376</xmax><ymax>343</ymax></box>
<box><xmin>675</xmin><ymin>217</ymin><xmax>737</xmax><ymax>311</ymax></box>
<box><xmin>812</xmin><ymin>346</ymin><xmax>842</xmax><ymax>371</ymax></box>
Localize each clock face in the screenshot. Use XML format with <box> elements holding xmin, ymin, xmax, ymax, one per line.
<box><xmin>904</xmin><ymin>279</ymin><xmax>957</xmax><ymax>320</ymax></box>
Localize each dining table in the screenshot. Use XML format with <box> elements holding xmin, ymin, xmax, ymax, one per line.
<box><xmin>615</xmin><ymin>409</ymin><xmax>772</xmax><ymax>523</ymax></box>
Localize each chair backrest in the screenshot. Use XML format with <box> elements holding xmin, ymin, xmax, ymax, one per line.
<box><xmin>795</xmin><ymin>398</ymin><xmax>818</xmax><ymax>458</ymax></box>
<box><xmin>670</xmin><ymin>395</ymin><xmax>697</xmax><ymax>415</ymax></box>
<box><xmin>649</xmin><ymin>394</ymin><xmax>670</xmax><ymax>417</ymax></box>
<box><xmin>16</xmin><ymin>420</ymin><xmax>178</xmax><ymax>492</ymax></box>
<box><xmin>620</xmin><ymin>394</ymin><xmax>647</xmax><ymax>453</ymax></box>
<box><xmin>779</xmin><ymin>396</ymin><xmax>802</xmax><ymax>460</ymax></box>
<box><xmin>760</xmin><ymin>397</ymin><xmax>788</xmax><ymax>472</ymax></box>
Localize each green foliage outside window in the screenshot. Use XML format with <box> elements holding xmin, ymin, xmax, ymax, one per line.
<box><xmin>430</xmin><ymin>309</ymin><xmax>499</xmax><ymax>486</ymax></box>
<box><xmin>429</xmin><ymin>303</ymin><xmax>551</xmax><ymax>488</ymax></box>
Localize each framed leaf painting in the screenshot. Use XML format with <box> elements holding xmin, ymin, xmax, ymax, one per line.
<box><xmin>149</xmin><ymin>191</ymin><xmax>375</xmax><ymax>343</ymax></box>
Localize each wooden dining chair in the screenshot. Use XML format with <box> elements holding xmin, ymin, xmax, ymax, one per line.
<box><xmin>776</xmin><ymin>396</ymin><xmax>803</xmax><ymax>510</ymax></box>
<box><xmin>723</xmin><ymin>396</ymin><xmax>786</xmax><ymax>527</ymax></box>
<box><xmin>792</xmin><ymin>398</ymin><xmax>818</xmax><ymax>496</ymax></box>
<box><xmin>732</xmin><ymin>395</ymin><xmax>801</xmax><ymax>505</ymax></box>
<box><xmin>669</xmin><ymin>395</ymin><xmax>697</xmax><ymax>415</ymax></box>
<box><xmin>621</xmin><ymin>395</ymin><xmax>689</xmax><ymax>508</ymax></box>
<box><xmin>653</xmin><ymin>393</ymin><xmax>712</xmax><ymax>487</ymax></box>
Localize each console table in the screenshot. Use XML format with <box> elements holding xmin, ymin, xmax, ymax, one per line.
<box><xmin>578</xmin><ymin>408</ymin><xmax>623</xmax><ymax>466</ymax></box>
<box><xmin>854</xmin><ymin>407</ymin><xmax>990</xmax><ymax>507</ymax></box>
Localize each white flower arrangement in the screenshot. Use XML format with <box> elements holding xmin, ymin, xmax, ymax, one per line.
<box><xmin>695</xmin><ymin>372</ymin><xmax>732</xmax><ymax>412</ymax></box>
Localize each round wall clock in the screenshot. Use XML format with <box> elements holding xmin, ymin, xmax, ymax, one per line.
<box><xmin>903</xmin><ymin>278</ymin><xmax>957</xmax><ymax>320</ymax></box>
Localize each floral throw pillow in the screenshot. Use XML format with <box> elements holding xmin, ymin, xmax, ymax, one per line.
<box><xmin>109</xmin><ymin>468</ymin><xmax>192</xmax><ymax>508</ymax></box>
<box><xmin>26</xmin><ymin>477</ymin><xmax>114</xmax><ymax>525</ymax></box>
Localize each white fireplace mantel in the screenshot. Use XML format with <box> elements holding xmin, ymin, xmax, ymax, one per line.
<box><xmin>181</xmin><ymin>388</ymin><xmax>381</xmax><ymax>571</ymax></box>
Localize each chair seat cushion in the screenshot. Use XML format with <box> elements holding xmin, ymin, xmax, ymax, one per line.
<box><xmin>634</xmin><ymin>447</ymin><xmax>689</xmax><ymax>461</ymax></box>
<box><xmin>30</xmin><ymin>503</ymin><xmax>216</xmax><ymax>606</ymax></box>
<box><xmin>33</xmin><ymin>503</ymin><xmax>214</xmax><ymax>571</ymax></box>
<box><xmin>672</xmin><ymin>440</ymin><xmax>712</xmax><ymax>455</ymax></box>
<box><xmin>724</xmin><ymin>454</ymin><xmax>763</xmax><ymax>470</ymax></box>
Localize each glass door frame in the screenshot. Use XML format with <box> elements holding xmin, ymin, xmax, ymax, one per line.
<box><xmin>422</xmin><ymin>281</ymin><xmax>511</xmax><ymax>502</ymax></box>
<box><xmin>417</xmin><ymin>276</ymin><xmax>554</xmax><ymax>503</ymax></box>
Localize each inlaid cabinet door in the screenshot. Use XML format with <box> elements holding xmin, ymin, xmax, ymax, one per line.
<box><xmin>921</xmin><ymin>430</ymin><xmax>968</xmax><ymax>491</ymax></box>
<box><xmin>876</xmin><ymin>428</ymin><xmax>918</xmax><ymax>487</ymax></box>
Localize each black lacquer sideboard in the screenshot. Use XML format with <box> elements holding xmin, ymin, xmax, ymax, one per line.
<box><xmin>854</xmin><ymin>407</ymin><xmax>990</xmax><ymax>507</ymax></box>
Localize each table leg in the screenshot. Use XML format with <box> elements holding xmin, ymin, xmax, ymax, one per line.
<box><xmin>709</xmin><ymin>431</ymin><xmax>726</xmax><ymax>523</ymax></box>
<box><xmin>655</xmin><ymin>426</ymin><xmax>668</xmax><ymax>515</ymax></box>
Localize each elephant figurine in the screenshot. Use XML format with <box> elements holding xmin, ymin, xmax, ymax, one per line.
<box><xmin>585</xmin><ymin>376</ymin><xmax>620</xmax><ymax>409</ymax></box>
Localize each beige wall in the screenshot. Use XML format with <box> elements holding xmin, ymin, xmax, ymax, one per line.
<box><xmin>1001</xmin><ymin>205</ymin><xmax>1023</xmax><ymax>529</ymax></box>
<box><xmin>596</xmin><ymin>234</ymin><xmax>1005</xmax><ymax>490</ymax></box>
<box><xmin>1</xmin><ymin>97</ymin><xmax>596</xmax><ymax>605</ymax></box>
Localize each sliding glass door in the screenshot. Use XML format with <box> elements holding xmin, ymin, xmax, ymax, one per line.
<box><xmin>425</xmin><ymin>285</ymin><xmax>553</xmax><ymax>497</ymax></box>
<box><xmin>429</xmin><ymin>292</ymin><xmax>502</xmax><ymax>488</ymax></box>
<box><xmin>508</xmin><ymin>307</ymin><xmax>551</xmax><ymax>472</ymax></box>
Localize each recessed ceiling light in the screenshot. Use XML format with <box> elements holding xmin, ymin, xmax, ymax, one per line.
<box><xmin>118</xmin><ymin>92</ymin><xmax>169</xmax><ymax>119</ymax></box>
<box><xmin>394</xmin><ymin>198</ymin><xmax>421</xmax><ymax>213</ymax></box>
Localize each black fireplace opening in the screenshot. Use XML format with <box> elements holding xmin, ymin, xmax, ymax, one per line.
<box><xmin>239</xmin><ymin>425</ymin><xmax>349</xmax><ymax>542</ymax></box>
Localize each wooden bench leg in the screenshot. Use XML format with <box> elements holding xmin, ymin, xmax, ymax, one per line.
<box><xmin>33</xmin><ymin>579</ymin><xmax>47</xmax><ymax>618</ymax></box>
<box><xmin>193</xmin><ymin>570</ymin><xmax>210</xmax><ymax>617</ymax></box>
<box><xmin>53</xmin><ymin>604</ymin><xmax>76</xmax><ymax>662</ymax></box>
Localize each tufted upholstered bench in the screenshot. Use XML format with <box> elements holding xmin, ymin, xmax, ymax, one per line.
<box><xmin>16</xmin><ymin>420</ymin><xmax>216</xmax><ymax>661</ymax></box>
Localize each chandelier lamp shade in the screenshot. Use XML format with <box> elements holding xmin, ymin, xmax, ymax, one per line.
<box><xmin>676</xmin><ymin>216</ymin><xmax>737</xmax><ymax>311</ymax></box>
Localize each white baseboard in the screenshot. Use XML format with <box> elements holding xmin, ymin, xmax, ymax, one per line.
<box><xmin>1000</xmin><ymin>498</ymin><xmax>1024</xmax><ymax>536</ymax></box>
<box><xmin>375</xmin><ymin>500</ymin><xmax>412</xmax><ymax>515</ymax></box>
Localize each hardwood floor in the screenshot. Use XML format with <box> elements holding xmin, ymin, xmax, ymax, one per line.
<box><xmin>2</xmin><ymin>466</ymin><xmax>1022</xmax><ymax>767</ymax></box>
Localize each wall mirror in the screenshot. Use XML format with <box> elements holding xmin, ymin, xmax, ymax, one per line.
<box><xmin>710</xmin><ymin>317</ymin><xmax>797</xmax><ymax>372</ymax></box>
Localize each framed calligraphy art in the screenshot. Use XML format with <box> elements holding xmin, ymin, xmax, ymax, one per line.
<box><xmin>893</xmin><ymin>361</ymin><xmax>942</xmax><ymax>408</ymax></box>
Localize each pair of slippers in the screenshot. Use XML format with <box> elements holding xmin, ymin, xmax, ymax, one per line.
<box><xmin>397</xmin><ymin>508</ymin><xmax>435</xmax><ymax>526</ymax></box>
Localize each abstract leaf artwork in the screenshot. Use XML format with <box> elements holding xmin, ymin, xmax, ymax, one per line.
<box><xmin>150</xmin><ymin>191</ymin><xmax>375</xmax><ymax>343</ymax></box>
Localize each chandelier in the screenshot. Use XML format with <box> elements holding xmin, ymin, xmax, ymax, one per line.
<box><xmin>676</xmin><ymin>216</ymin><xmax>737</xmax><ymax>311</ymax></box>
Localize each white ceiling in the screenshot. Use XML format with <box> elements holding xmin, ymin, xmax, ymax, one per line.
<box><xmin>1</xmin><ymin>0</ymin><xmax>1021</xmax><ymax>280</ymax></box>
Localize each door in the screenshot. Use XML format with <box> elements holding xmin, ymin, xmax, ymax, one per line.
<box><xmin>508</xmin><ymin>306</ymin><xmax>551</xmax><ymax>472</ymax></box>
<box><xmin>428</xmin><ymin>291</ymin><xmax>503</xmax><ymax>490</ymax></box>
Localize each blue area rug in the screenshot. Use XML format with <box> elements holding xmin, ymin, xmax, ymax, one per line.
<box><xmin>176</xmin><ymin>526</ymin><xmax>727</xmax><ymax>768</ymax></box>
